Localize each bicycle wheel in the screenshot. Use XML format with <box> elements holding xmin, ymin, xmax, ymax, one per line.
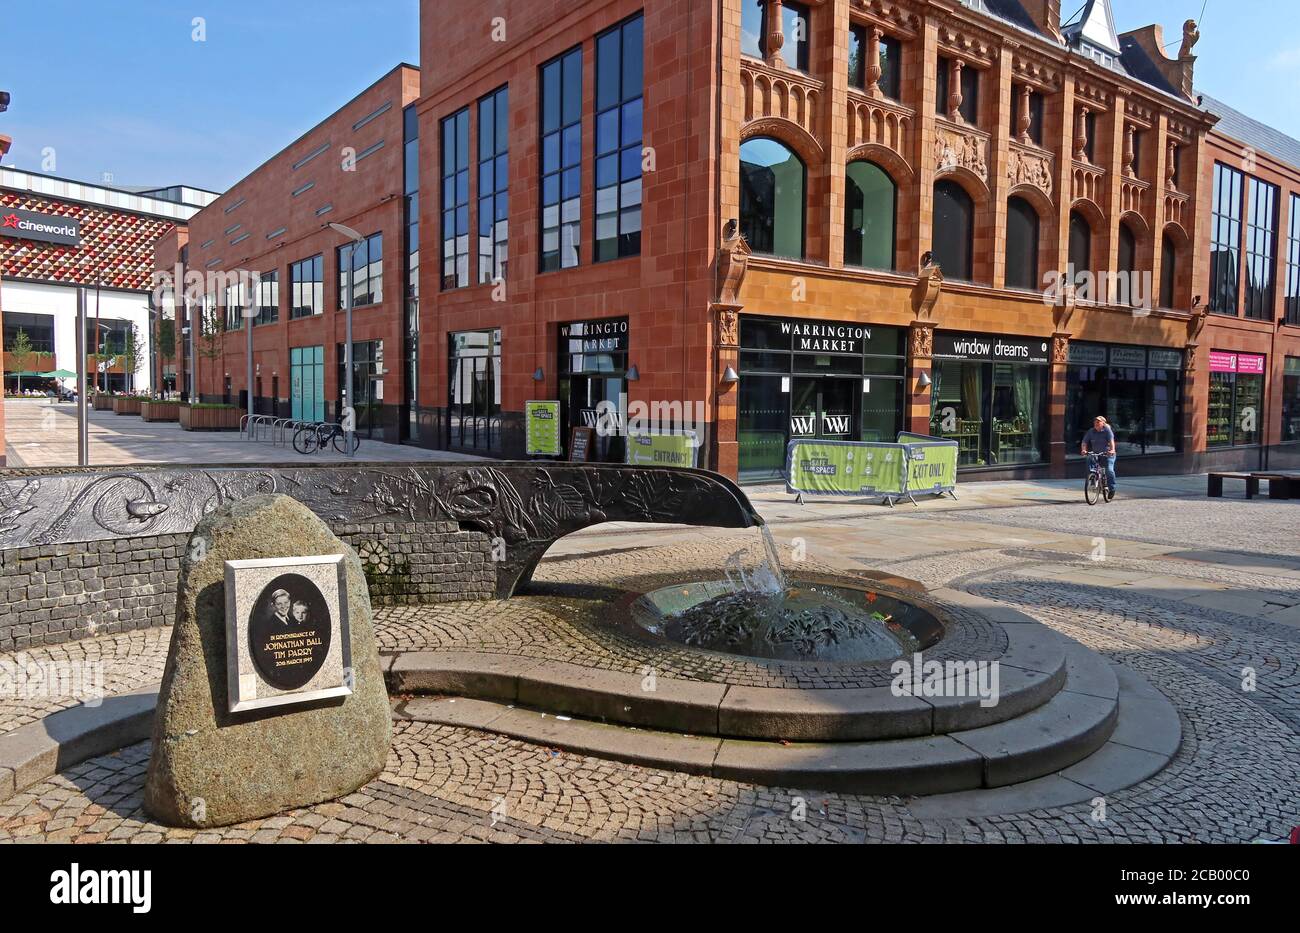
<box><xmin>1084</xmin><ymin>470</ymin><xmax>1101</xmax><ymax>505</ymax></box>
<box><xmin>332</xmin><ymin>429</ymin><xmax>360</xmax><ymax>455</ymax></box>
<box><xmin>293</xmin><ymin>426</ymin><xmax>320</xmax><ymax>454</ymax></box>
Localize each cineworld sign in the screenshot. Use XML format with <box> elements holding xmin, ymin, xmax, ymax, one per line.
<box><xmin>0</xmin><ymin>208</ymin><xmax>81</xmax><ymax>247</ymax></box>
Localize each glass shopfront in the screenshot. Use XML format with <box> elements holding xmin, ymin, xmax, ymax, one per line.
<box><xmin>448</xmin><ymin>329</ymin><xmax>502</xmax><ymax>453</ymax></box>
<box><xmin>930</xmin><ymin>332</ymin><xmax>1050</xmax><ymax>468</ymax></box>
<box><xmin>558</xmin><ymin>316</ymin><xmax>628</xmax><ymax>462</ymax></box>
<box><xmin>1065</xmin><ymin>343</ymin><xmax>1184</xmax><ymax>457</ymax></box>
<box><xmin>1284</xmin><ymin>357</ymin><xmax>1300</xmax><ymax>444</ymax></box>
<box><xmin>737</xmin><ymin>316</ymin><xmax>905</xmax><ymax>482</ymax></box>
<box><xmin>336</xmin><ymin>340</ymin><xmax>385</xmax><ymax>438</ymax></box>
<box><xmin>1207</xmin><ymin>351</ymin><xmax>1266</xmax><ymax>448</ymax></box>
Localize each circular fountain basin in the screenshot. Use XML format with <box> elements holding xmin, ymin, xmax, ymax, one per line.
<box><xmin>628</xmin><ymin>577</ymin><xmax>944</xmax><ymax>663</ymax></box>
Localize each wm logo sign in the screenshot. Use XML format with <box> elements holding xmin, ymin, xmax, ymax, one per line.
<box><xmin>790</xmin><ymin>415</ymin><xmax>816</xmax><ymax>436</ymax></box>
<box><xmin>822</xmin><ymin>415</ymin><xmax>851</xmax><ymax>434</ymax></box>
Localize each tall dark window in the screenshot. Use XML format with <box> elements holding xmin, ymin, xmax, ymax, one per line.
<box><xmin>1117</xmin><ymin>222</ymin><xmax>1138</xmax><ymax>307</ymax></box>
<box><xmin>1244</xmin><ymin>177</ymin><xmax>1278</xmax><ymax>319</ymax></box>
<box><xmin>1287</xmin><ymin>194</ymin><xmax>1300</xmax><ymax>326</ymax></box>
<box><xmin>1209</xmin><ymin>162</ymin><xmax>1244</xmax><ymax>314</ymax></box>
<box><xmin>933</xmin><ymin>180</ymin><xmax>974</xmax><ymax>281</ymax></box>
<box><xmin>448</xmin><ymin>329</ymin><xmax>502</xmax><ymax>452</ymax></box>
<box><xmin>739</xmin><ymin>137</ymin><xmax>805</xmax><ymax>260</ymax></box>
<box><xmin>596</xmin><ymin>14</ymin><xmax>644</xmax><ymax>262</ymax></box>
<box><xmin>740</xmin><ymin>0</ymin><xmax>809</xmax><ymax>70</ymax></box>
<box><xmin>1005</xmin><ymin>197</ymin><xmax>1039</xmax><ymax>291</ymax></box>
<box><xmin>441</xmin><ymin>107</ymin><xmax>470</xmax><ymax>289</ymax></box>
<box><xmin>404</xmin><ymin>102</ymin><xmax>421</xmax><ymax>441</ymax></box>
<box><xmin>477</xmin><ymin>87</ymin><xmax>509</xmax><ymax>284</ymax></box>
<box><xmin>848</xmin><ymin>26</ymin><xmax>901</xmax><ymax>99</ymax></box>
<box><xmin>1082</xmin><ymin>111</ymin><xmax>1097</xmax><ymax>162</ymax></box>
<box><xmin>1161</xmin><ymin>233</ymin><xmax>1177</xmax><ymax>310</ymax></box>
<box><xmin>844</xmin><ymin>161</ymin><xmax>896</xmax><ymax>271</ymax></box>
<box><xmin>290</xmin><ymin>255</ymin><xmax>323</xmax><ymax>318</ymax></box>
<box><xmin>223</xmin><ymin>282</ymin><xmax>246</xmax><ymax>331</ymax></box>
<box><xmin>1284</xmin><ymin>357</ymin><xmax>1300</xmax><ymax>442</ymax></box>
<box><xmin>936</xmin><ymin>57</ymin><xmax>978</xmax><ymax>123</ymax></box>
<box><xmin>540</xmin><ymin>47</ymin><xmax>583</xmax><ymax>272</ymax></box>
<box><xmin>3</xmin><ymin>312</ymin><xmax>55</xmax><ymax>353</ymax></box>
<box><xmin>337</xmin><ymin>233</ymin><xmax>383</xmax><ymax>308</ymax></box>
<box><xmin>1011</xmin><ymin>89</ymin><xmax>1044</xmax><ymax>145</ymax></box>
<box><xmin>1069</xmin><ymin>211</ymin><xmax>1092</xmax><ymax>277</ymax></box>
<box><xmin>256</xmin><ymin>270</ymin><xmax>279</xmax><ymax>326</ymax></box>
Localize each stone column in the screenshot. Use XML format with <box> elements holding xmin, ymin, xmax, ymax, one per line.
<box><xmin>1050</xmin><ymin>333</ymin><xmax>1070</xmax><ymax>477</ymax></box>
<box><xmin>713</xmin><ymin>304</ymin><xmax>742</xmax><ymax>478</ymax></box>
<box><xmin>865</xmin><ymin>27</ymin><xmax>883</xmax><ymax>97</ymax></box>
<box><xmin>766</xmin><ymin>0</ymin><xmax>786</xmax><ymax>68</ymax></box>
<box><xmin>907</xmin><ymin>322</ymin><xmax>936</xmax><ymax>436</ymax></box>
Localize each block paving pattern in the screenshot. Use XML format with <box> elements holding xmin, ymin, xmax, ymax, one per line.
<box><xmin>2</xmin><ymin>499</ymin><xmax>1298</xmax><ymax>843</ymax></box>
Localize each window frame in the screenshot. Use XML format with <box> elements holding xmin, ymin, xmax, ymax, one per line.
<box><xmin>594</xmin><ymin>13</ymin><xmax>644</xmax><ymax>263</ymax></box>
<box><xmin>441</xmin><ymin>106</ymin><xmax>471</xmax><ymax>290</ymax></box>
<box><xmin>539</xmin><ymin>45</ymin><xmax>584</xmax><ymax>273</ymax></box>
<box><xmin>476</xmin><ymin>86</ymin><xmax>510</xmax><ymax>285</ymax></box>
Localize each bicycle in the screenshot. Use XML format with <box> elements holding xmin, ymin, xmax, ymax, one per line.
<box><xmin>293</xmin><ymin>422</ymin><xmax>361</xmax><ymax>455</ymax></box>
<box><xmin>1084</xmin><ymin>452</ymin><xmax>1113</xmax><ymax>505</ymax></box>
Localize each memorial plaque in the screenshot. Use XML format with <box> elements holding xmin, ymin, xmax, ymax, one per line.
<box><xmin>224</xmin><ymin>555</ymin><xmax>352</xmax><ymax>713</ymax></box>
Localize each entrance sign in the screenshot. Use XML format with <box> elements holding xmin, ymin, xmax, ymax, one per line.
<box><xmin>569</xmin><ymin>425</ymin><xmax>595</xmax><ymax>462</ymax></box>
<box><xmin>625</xmin><ymin>431</ymin><xmax>699</xmax><ymax>467</ymax></box>
<box><xmin>525</xmin><ymin>400</ymin><xmax>562</xmax><ymax>456</ymax></box>
<box><xmin>224</xmin><ymin>555</ymin><xmax>352</xmax><ymax>713</ymax></box>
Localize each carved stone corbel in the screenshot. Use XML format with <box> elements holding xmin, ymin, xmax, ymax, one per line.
<box><xmin>911</xmin><ymin>253</ymin><xmax>943</xmax><ymax>322</ymax></box>
<box><xmin>718</xmin><ymin>220</ymin><xmax>752</xmax><ymax>306</ymax></box>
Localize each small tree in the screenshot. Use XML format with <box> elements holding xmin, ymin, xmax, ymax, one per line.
<box><xmin>196</xmin><ymin>302</ymin><xmax>226</xmax><ymax>399</ymax></box>
<box><xmin>121</xmin><ymin>322</ymin><xmax>142</xmax><ymax>395</ymax></box>
<box><xmin>7</xmin><ymin>328</ymin><xmax>33</xmax><ymax>393</ymax></box>
<box><xmin>157</xmin><ymin>317</ymin><xmax>177</xmax><ymax>397</ymax></box>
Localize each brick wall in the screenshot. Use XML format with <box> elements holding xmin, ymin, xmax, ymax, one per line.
<box><xmin>0</xmin><ymin>521</ymin><xmax>497</xmax><ymax>651</ymax></box>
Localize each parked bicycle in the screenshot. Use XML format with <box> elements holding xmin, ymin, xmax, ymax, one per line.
<box><xmin>292</xmin><ymin>422</ymin><xmax>361</xmax><ymax>455</ymax></box>
<box><xmin>1083</xmin><ymin>452</ymin><xmax>1113</xmax><ymax>505</ymax></box>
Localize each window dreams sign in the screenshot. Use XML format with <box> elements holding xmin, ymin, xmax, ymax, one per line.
<box><xmin>933</xmin><ymin>332</ymin><xmax>1050</xmax><ymax>364</ymax></box>
<box><xmin>0</xmin><ymin>208</ymin><xmax>81</xmax><ymax>247</ymax></box>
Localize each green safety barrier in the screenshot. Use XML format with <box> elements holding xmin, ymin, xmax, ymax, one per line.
<box><xmin>784</xmin><ymin>433</ymin><xmax>959</xmax><ymax>506</ymax></box>
<box><xmin>897</xmin><ymin>432</ymin><xmax>959</xmax><ymax>497</ymax></box>
<box><xmin>525</xmin><ymin>400</ymin><xmax>562</xmax><ymax>457</ymax></box>
<box><xmin>625</xmin><ymin>431</ymin><xmax>699</xmax><ymax>467</ymax></box>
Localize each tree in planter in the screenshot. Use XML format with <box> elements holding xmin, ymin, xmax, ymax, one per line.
<box><xmin>7</xmin><ymin>328</ymin><xmax>33</xmax><ymax>393</ymax></box>
<box><xmin>157</xmin><ymin>317</ymin><xmax>177</xmax><ymax>396</ymax></box>
<box><xmin>121</xmin><ymin>322</ymin><xmax>143</xmax><ymax>395</ymax></box>
<box><xmin>195</xmin><ymin>302</ymin><xmax>226</xmax><ymax>403</ymax></box>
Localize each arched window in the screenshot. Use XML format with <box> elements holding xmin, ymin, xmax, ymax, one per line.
<box><xmin>1117</xmin><ymin>222</ymin><xmax>1138</xmax><ymax>306</ymax></box>
<box><xmin>933</xmin><ymin>180</ymin><xmax>974</xmax><ymax>281</ymax></box>
<box><xmin>1118</xmin><ymin>222</ymin><xmax>1137</xmax><ymax>275</ymax></box>
<box><xmin>1160</xmin><ymin>233</ymin><xmax>1177</xmax><ymax>308</ymax></box>
<box><xmin>1005</xmin><ymin>196</ymin><xmax>1040</xmax><ymax>290</ymax></box>
<box><xmin>740</xmin><ymin>137</ymin><xmax>806</xmax><ymax>259</ymax></box>
<box><xmin>844</xmin><ymin>161</ymin><xmax>896</xmax><ymax>271</ymax></box>
<box><xmin>1068</xmin><ymin>210</ymin><xmax>1091</xmax><ymax>275</ymax></box>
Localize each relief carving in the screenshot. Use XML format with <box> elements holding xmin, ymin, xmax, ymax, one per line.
<box><xmin>1008</xmin><ymin>146</ymin><xmax>1053</xmax><ymax>197</ymax></box>
<box><xmin>935</xmin><ymin>124</ymin><xmax>988</xmax><ymax>182</ymax></box>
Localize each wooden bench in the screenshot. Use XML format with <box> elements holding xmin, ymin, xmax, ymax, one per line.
<box><xmin>1253</xmin><ymin>473</ymin><xmax>1299</xmax><ymax>500</ymax></box>
<box><xmin>1207</xmin><ymin>472</ymin><xmax>1259</xmax><ymax>499</ymax></box>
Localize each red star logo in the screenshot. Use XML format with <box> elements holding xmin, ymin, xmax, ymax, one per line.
<box><xmin>1</xmin><ymin>214</ymin><xmax>19</xmax><ymax>229</ymax></box>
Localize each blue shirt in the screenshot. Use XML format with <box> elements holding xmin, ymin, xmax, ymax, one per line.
<box><xmin>1082</xmin><ymin>426</ymin><xmax>1115</xmax><ymax>454</ymax></box>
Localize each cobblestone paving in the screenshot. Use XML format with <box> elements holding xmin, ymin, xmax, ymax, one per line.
<box><xmin>930</xmin><ymin>497</ymin><xmax>1300</xmax><ymax>560</ymax></box>
<box><xmin>0</xmin><ymin>629</ymin><xmax>170</xmax><ymax>734</ymax></box>
<box><xmin>3</xmin><ymin>495</ymin><xmax>1298</xmax><ymax>842</ymax></box>
<box><xmin>377</xmin><ymin>536</ymin><xmax>1005</xmax><ymax>689</ymax></box>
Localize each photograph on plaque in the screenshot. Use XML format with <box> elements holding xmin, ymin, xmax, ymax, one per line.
<box><xmin>224</xmin><ymin>555</ymin><xmax>352</xmax><ymax>713</ymax></box>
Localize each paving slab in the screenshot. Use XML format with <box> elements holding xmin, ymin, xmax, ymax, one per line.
<box><xmin>1057</xmin><ymin>740</ymin><xmax>1171</xmax><ymax>795</ymax></box>
<box><xmin>1106</xmin><ymin>667</ymin><xmax>1182</xmax><ymax>758</ymax></box>
<box><xmin>903</xmin><ymin>773</ymin><xmax>1097</xmax><ymax>819</ymax></box>
<box><xmin>717</xmin><ymin>685</ymin><xmax>932</xmax><ymax>741</ymax></box>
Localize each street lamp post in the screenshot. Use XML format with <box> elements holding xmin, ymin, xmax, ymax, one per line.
<box><xmin>244</xmin><ymin>281</ymin><xmax>257</xmax><ymax>428</ymax></box>
<box><xmin>328</xmin><ymin>222</ymin><xmax>365</xmax><ymax>459</ymax></box>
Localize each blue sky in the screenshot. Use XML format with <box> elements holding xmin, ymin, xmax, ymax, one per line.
<box><xmin>1</xmin><ymin>0</ymin><xmax>1297</xmax><ymax>193</ymax></box>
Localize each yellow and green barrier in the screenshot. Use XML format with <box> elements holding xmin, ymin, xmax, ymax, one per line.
<box><xmin>625</xmin><ymin>430</ymin><xmax>699</xmax><ymax>468</ymax></box>
<box><xmin>784</xmin><ymin>433</ymin><xmax>958</xmax><ymax>506</ymax></box>
<box><xmin>525</xmin><ymin>400</ymin><xmax>562</xmax><ymax>457</ymax></box>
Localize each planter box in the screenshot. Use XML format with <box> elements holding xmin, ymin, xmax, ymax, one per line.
<box><xmin>91</xmin><ymin>394</ymin><xmax>115</xmax><ymax>411</ymax></box>
<box><xmin>113</xmin><ymin>397</ymin><xmax>144</xmax><ymax>416</ymax></box>
<box><xmin>179</xmin><ymin>405</ymin><xmax>241</xmax><ymax>431</ymax></box>
<box><xmin>141</xmin><ymin>400</ymin><xmax>181</xmax><ymax>422</ymax></box>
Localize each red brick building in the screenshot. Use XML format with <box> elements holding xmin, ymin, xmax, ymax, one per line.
<box><xmin>166</xmin><ymin>64</ymin><xmax>419</xmax><ymax>438</ymax></box>
<box><xmin>165</xmin><ymin>0</ymin><xmax>1300</xmax><ymax>480</ymax></box>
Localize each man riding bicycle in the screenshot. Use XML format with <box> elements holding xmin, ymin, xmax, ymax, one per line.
<box><xmin>1080</xmin><ymin>415</ymin><xmax>1117</xmax><ymax>500</ymax></box>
